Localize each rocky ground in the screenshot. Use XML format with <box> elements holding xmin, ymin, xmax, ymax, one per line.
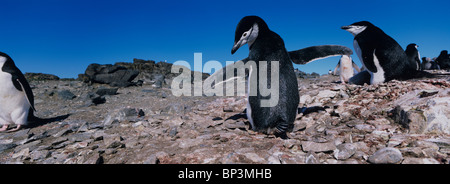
<box><xmin>0</xmin><ymin>69</ymin><xmax>449</xmax><ymax>164</ymax></box>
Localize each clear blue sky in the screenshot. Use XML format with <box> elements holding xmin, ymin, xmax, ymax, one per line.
<box><xmin>1</xmin><ymin>0</ymin><xmax>449</xmax><ymax>78</ymax></box>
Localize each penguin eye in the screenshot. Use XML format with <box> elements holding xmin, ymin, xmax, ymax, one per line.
<box><xmin>242</xmin><ymin>32</ymin><xmax>248</xmax><ymax>37</ymax></box>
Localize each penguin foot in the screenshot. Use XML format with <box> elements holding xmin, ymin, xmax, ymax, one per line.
<box><xmin>6</xmin><ymin>125</ymin><xmax>23</xmax><ymax>132</ymax></box>
<box><xmin>273</xmin><ymin>127</ymin><xmax>290</xmax><ymax>139</ymax></box>
<box><xmin>273</xmin><ymin>122</ymin><xmax>293</xmax><ymax>139</ymax></box>
<box><xmin>0</xmin><ymin>125</ymin><xmax>8</xmax><ymax>132</ymax></box>
<box><xmin>274</xmin><ymin>132</ymin><xmax>290</xmax><ymax>139</ymax></box>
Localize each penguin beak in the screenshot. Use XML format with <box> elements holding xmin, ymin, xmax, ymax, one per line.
<box><xmin>341</xmin><ymin>25</ymin><xmax>366</xmax><ymax>36</ymax></box>
<box><xmin>231</xmin><ymin>39</ymin><xmax>245</xmax><ymax>55</ymax></box>
<box><xmin>231</xmin><ymin>42</ymin><xmax>240</xmax><ymax>54</ymax></box>
<box><xmin>341</xmin><ymin>25</ymin><xmax>351</xmax><ymax>30</ymax></box>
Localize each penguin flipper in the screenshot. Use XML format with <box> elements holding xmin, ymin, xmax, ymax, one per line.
<box><xmin>415</xmin><ymin>57</ymin><xmax>421</xmax><ymax>71</ymax></box>
<box><xmin>289</xmin><ymin>45</ymin><xmax>353</xmax><ymax>65</ymax></box>
<box><xmin>352</xmin><ymin>60</ymin><xmax>361</xmax><ymax>73</ymax></box>
<box><xmin>333</xmin><ymin>62</ymin><xmax>340</xmax><ymax>75</ymax></box>
<box><xmin>203</xmin><ymin>58</ymin><xmax>250</xmax><ymax>92</ymax></box>
<box><xmin>360</xmin><ymin>47</ymin><xmax>377</xmax><ymax>73</ymax></box>
<box><xmin>16</xmin><ymin>78</ymin><xmax>36</xmax><ymax>112</ymax></box>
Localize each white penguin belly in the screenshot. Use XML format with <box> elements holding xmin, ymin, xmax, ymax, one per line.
<box><xmin>370</xmin><ymin>50</ymin><xmax>386</xmax><ymax>84</ymax></box>
<box><xmin>0</xmin><ymin>72</ymin><xmax>30</xmax><ymax>125</ymax></box>
<box><xmin>340</xmin><ymin>67</ymin><xmax>354</xmax><ymax>82</ymax></box>
<box><xmin>417</xmin><ymin>51</ymin><xmax>421</xmax><ymax>70</ymax></box>
<box><xmin>246</xmin><ymin>65</ymin><xmax>255</xmax><ymax>129</ymax></box>
<box><xmin>340</xmin><ymin>55</ymin><xmax>354</xmax><ymax>82</ymax></box>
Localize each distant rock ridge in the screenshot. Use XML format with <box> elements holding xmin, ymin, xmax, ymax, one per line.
<box><xmin>24</xmin><ymin>60</ymin><xmax>315</xmax><ymax>87</ymax></box>
<box><xmin>78</xmin><ymin>59</ymin><xmax>210</xmax><ymax>88</ymax></box>
<box><xmin>25</xmin><ymin>73</ymin><xmax>60</xmax><ymax>81</ymax></box>
<box><xmin>294</xmin><ymin>68</ymin><xmax>320</xmax><ymax>79</ymax></box>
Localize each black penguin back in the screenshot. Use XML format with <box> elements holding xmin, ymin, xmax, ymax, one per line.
<box><xmin>246</xmin><ymin>24</ymin><xmax>298</xmax><ymax>135</ymax></box>
<box><xmin>354</xmin><ymin>23</ymin><xmax>416</xmax><ymax>81</ymax></box>
<box><xmin>405</xmin><ymin>44</ymin><xmax>421</xmax><ymax>71</ymax></box>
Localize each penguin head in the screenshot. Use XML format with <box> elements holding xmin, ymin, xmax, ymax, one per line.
<box><xmin>406</xmin><ymin>43</ymin><xmax>418</xmax><ymax>50</ymax></box>
<box><xmin>341</xmin><ymin>21</ymin><xmax>373</xmax><ymax>36</ymax></box>
<box><xmin>0</xmin><ymin>52</ymin><xmax>11</xmax><ymax>65</ymax></box>
<box><xmin>231</xmin><ymin>16</ymin><xmax>269</xmax><ymax>54</ymax></box>
<box><xmin>341</xmin><ymin>55</ymin><xmax>351</xmax><ymax>62</ymax></box>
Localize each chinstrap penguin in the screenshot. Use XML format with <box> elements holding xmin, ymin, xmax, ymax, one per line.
<box><xmin>206</xmin><ymin>16</ymin><xmax>353</xmax><ymax>138</ymax></box>
<box><xmin>231</xmin><ymin>16</ymin><xmax>299</xmax><ymax>138</ymax></box>
<box><xmin>435</xmin><ymin>50</ymin><xmax>450</xmax><ymax>69</ymax></box>
<box><xmin>0</xmin><ymin>52</ymin><xmax>36</xmax><ymax>132</ymax></box>
<box><xmin>405</xmin><ymin>43</ymin><xmax>421</xmax><ymax>71</ymax></box>
<box><xmin>341</xmin><ymin>21</ymin><xmax>427</xmax><ymax>85</ymax></box>
<box><xmin>333</xmin><ymin>55</ymin><xmax>360</xmax><ymax>84</ymax></box>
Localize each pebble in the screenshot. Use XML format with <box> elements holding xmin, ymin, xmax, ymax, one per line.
<box><xmin>177</xmin><ymin>138</ymin><xmax>203</xmax><ymax>149</ymax></box>
<box><xmin>283</xmin><ymin>139</ymin><xmax>301</xmax><ymax>149</ymax></box>
<box><xmin>244</xmin><ymin>153</ymin><xmax>265</xmax><ymax>163</ymax></box>
<box><xmin>301</xmin><ymin>141</ymin><xmax>336</xmax><ymax>153</ymax></box>
<box><xmin>53</xmin><ymin>90</ymin><xmax>76</xmax><ymax>100</ymax></box>
<box><xmin>402</xmin><ymin>157</ymin><xmax>440</xmax><ymax>164</ymax></box>
<box><xmin>96</xmin><ymin>88</ymin><xmax>118</xmax><ymax>96</ymax></box>
<box><xmin>334</xmin><ymin>143</ymin><xmax>356</xmax><ymax>160</ymax></box>
<box><xmin>12</xmin><ymin>148</ymin><xmax>30</xmax><ymax>160</ymax></box>
<box><xmin>225</xmin><ymin>121</ymin><xmax>247</xmax><ymax>130</ymax></box>
<box><xmin>368</xmin><ymin>147</ymin><xmax>403</xmax><ymax>164</ymax></box>
<box><xmin>293</xmin><ymin>122</ymin><xmax>307</xmax><ymax>132</ymax></box>
<box><xmin>317</xmin><ymin>90</ymin><xmax>338</xmax><ymax>98</ymax></box>
<box><xmin>355</xmin><ymin>124</ymin><xmax>375</xmax><ymax>133</ymax></box>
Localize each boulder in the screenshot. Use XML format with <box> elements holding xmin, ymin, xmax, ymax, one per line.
<box><xmin>51</xmin><ymin>90</ymin><xmax>76</xmax><ymax>100</ymax></box>
<box><xmin>390</xmin><ymin>88</ymin><xmax>450</xmax><ymax>134</ymax></box>
<box><xmin>82</xmin><ymin>63</ymin><xmax>139</xmax><ymax>87</ymax></box>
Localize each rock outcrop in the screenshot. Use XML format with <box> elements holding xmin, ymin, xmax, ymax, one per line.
<box><xmin>25</xmin><ymin>73</ymin><xmax>60</xmax><ymax>81</ymax></box>
<box><xmin>391</xmin><ymin>87</ymin><xmax>450</xmax><ymax>134</ymax></box>
<box><xmin>78</xmin><ymin>59</ymin><xmax>210</xmax><ymax>88</ymax></box>
<box><xmin>79</xmin><ymin>63</ymin><xmax>139</xmax><ymax>87</ymax></box>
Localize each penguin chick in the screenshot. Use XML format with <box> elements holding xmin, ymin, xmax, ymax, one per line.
<box><xmin>333</xmin><ymin>55</ymin><xmax>360</xmax><ymax>84</ymax></box>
